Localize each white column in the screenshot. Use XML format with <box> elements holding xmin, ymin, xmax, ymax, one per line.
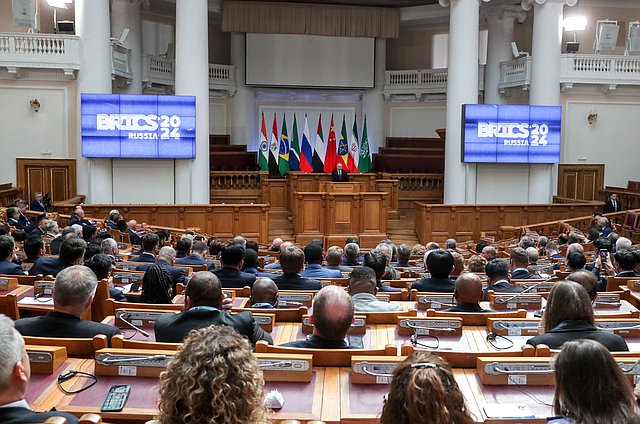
<box><xmin>76</xmin><ymin>0</ymin><xmax>113</xmax><ymax>203</ymax></box>
<box><xmin>110</xmin><ymin>0</ymin><xmax>143</xmax><ymax>94</ymax></box>
<box><xmin>441</xmin><ymin>0</ymin><xmax>488</xmax><ymax>204</ymax></box>
<box><xmin>230</xmin><ymin>33</ymin><xmax>255</xmax><ymax>149</ymax></box>
<box><xmin>483</xmin><ymin>6</ymin><xmax>526</xmax><ymax>104</ymax></box>
<box><xmin>174</xmin><ymin>0</ymin><xmax>210</xmax><ymax>204</ymax></box>
<box><xmin>362</xmin><ymin>38</ymin><xmax>386</xmax><ymax>155</ymax></box>
<box><xmin>525</xmin><ymin>0</ymin><xmax>569</xmax><ymax>203</ymax></box>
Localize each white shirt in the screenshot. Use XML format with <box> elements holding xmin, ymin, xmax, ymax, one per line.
<box><xmin>0</xmin><ymin>399</ymin><xmax>30</xmax><ymax>410</ymax></box>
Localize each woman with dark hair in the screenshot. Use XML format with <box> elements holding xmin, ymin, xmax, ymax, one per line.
<box><xmin>141</xmin><ymin>264</ymin><xmax>173</xmax><ymax>304</ymax></box>
<box><xmin>379</xmin><ymin>351</ymin><xmax>474</xmax><ymax>424</ymax></box>
<box><xmin>526</xmin><ymin>280</ymin><xmax>628</xmax><ymax>351</ymax></box>
<box><xmin>552</xmin><ymin>339</ymin><xmax>640</xmax><ymax>424</ymax></box>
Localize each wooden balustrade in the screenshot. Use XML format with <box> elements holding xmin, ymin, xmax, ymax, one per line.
<box><xmin>209</xmin><ymin>171</ymin><xmax>264</xmax><ymax>204</ymax></box>
<box><xmin>601</xmin><ymin>187</ymin><xmax>640</xmax><ymax>211</ymax></box>
<box><xmin>379</xmin><ymin>173</ymin><xmax>443</xmax><ymax>208</ymax></box>
<box><xmin>0</xmin><ymin>183</ymin><xmax>22</xmax><ymax>207</ymax></box>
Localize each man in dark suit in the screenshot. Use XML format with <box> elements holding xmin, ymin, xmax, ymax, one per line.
<box><xmin>483</xmin><ymin>259</ymin><xmax>522</xmax><ymax>300</ymax></box>
<box><xmin>241</xmin><ymin>248</ymin><xmax>272</xmax><ymax>277</ymax></box>
<box><xmin>410</xmin><ymin>249</ymin><xmax>456</xmax><ymax>293</ymax></box>
<box><xmin>0</xmin><ymin>235</ymin><xmax>26</xmax><ymax>275</ymax></box>
<box><xmin>614</xmin><ymin>249</ymin><xmax>640</xmax><ymax>278</ymax></box>
<box><xmin>6</xmin><ymin>207</ymin><xmax>26</xmax><ymax>231</ymax></box>
<box><xmin>21</xmin><ymin>235</ymin><xmax>45</xmax><ymax>265</ymax></box>
<box><xmin>30</xmin><ymin>192</ymin><xmax>47</xmax><ymax>212</ymax></box>
<box><xmin>130</xmin><ymin>233</ymin><xmax>159</xmax><ymax>262</ymax></box>
<box><xmin>85</xmin><ymin>253</ymin><xmax>127</xmax><ymax>302</ymax></box>
<box><xmin>301</xmin><ymin>242</ymin><xmax>343</xmax><ymax>278</ymax></box>
<box><xmin>126</xmin><ymin>220</ymin><xmax>143</xmax><ymax>246</ymax></box>
<box><xmin>213</xmin><ymin>243</ymin><xmax>256</xmax><ymax>288</ymax></box>
<box><xmin>325</xmin><ymin>246</ymin><xmax>353</xmax><ymax>273</ymax></box>
<box><xmin>509</xmin><ymin>247</ymin><xmax>541</xmax><ymax>279</ymax></box>
<box><xmin>363</xmin><ymin>250</ymin><xmax>402</xmax><ymax>293</ymax></box>
<box><xmin>67</xmin><ymin>206</ymin><xmax>93</xmax><ymax>227</ymax></box>
<box><xmin>444</xmin><ymin>273</ymin><xmax>490</xmax><ymax>313</ymax></box>
<box><xmin>176</xmin><ymin>241</ymin><xmax>215</xmax><ymax>271</ymax></box>
<box><xmin>29</xmin><ymin>215</ymin><xmax>48</xmax><ymax>237</ymax></box>
<box><xmin>29</xmin><ymin>237</ymin><xmax>86</xmax><ymax>277</ymax></box>
<box><xmin>342</xmin><ymin>242</ymin><xmax>362</xmax><ymax>266</ymax></box>
<box><xmin>154</xmin><ymin>271</ymin><xmax>271</xmax><ymax>345</ymax></box>
<box><xmin>272</xmin><ymin>245</ymin><xmax>322</xmax><ymax>290</ymax></box>
<box><xmin>136</xmin><ymin>246</ymin><xmax>189</xmax><ymax>293</ymax></box>
<box><xmin>49</xmin><ymin>226</ymin><xmax>76</xmax><ymax>256</ymax></box>
<box><xmin>0</xmin><ymin>315</ymin><xmax>79</xmax><ymax>424</ymax></box>
<box><xmin>603</xmin><ymin>193</ymin><xmax>621</xmax><ymax>214</ymax></box>
<box><xmin>15</xmin><ymin>265</ymin><xmax>120</xmax><ymax>346</ymax></box>
<box><xmin>281</xmin><ymin>285</ymin><xmax>355</xmax><ymax>348</ymax></box>
<box><xmin>331</xmin><ymin>162</ymin><xmax>349</xmax><ymax>182</ymax></box>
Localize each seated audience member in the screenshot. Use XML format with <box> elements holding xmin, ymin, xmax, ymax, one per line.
<box><xmin>566</xmin><ymin>251</ymin><xmax>587</xmax><ymax>272</ymax></box>
<box><xmin>301</xmin><ymin>242</ymin><xmax>342</xmax><ymax>278</ymax></box>
<box><xmin>445</xmin><ymin>274</ymin><xmax>489</xmax><ymax>313</ymax></box>
<box><xmin>394</xmin><ymin>243</ymin><xmax>412</xmax><ymax>268</ymax></box>
<box><xmin>616</xmin><ymin>236</ymin><xmax>633</xmax><ymax>252</ymax></box>
<box><xmin>21</xmin><ymin>235</ymin><xmax>44</xmax><ymax>264</ymax></box>
<box><xmin>411</xmin><ymin>244</ymin><xmax>426</xmax><ymax>257</ymax></box>
<box><xmin>614</xmin><ymin>249</ymin><xmax>640</xmax><ymax>277</ymax></box>
<box><xmin>15</xmin><ymin>200</ymin><xmax>33</xmax><ymax>232</ymax></box>
<box><xmin>81</xmin><ymin>224</ymin><xmax>97</xmax><ymax>243</ymax></box>
<box><xmin>175</xmin><ymin>237</ymin><xmax>191</xmax><ymax>259</ymax></box>
<box><xmin>15</xmin><ymin>265</ymin><xmax>120</xmax><ymax>345</ymax></box>
<box><xmin>141</xmin><ymin>264</ymin><xmax>173</xmax><ymax>304</ymax></box>
<box><xmin>176</xmin><ymin>241</ymin><xmax>215</xmax><ymax>271</ymax></box>
<box><xmin>326</xmin><ymin>246</ymin><xmax>352</xmax><ymax>272</ymax></box>
<box><xmin>156</xmin><ymin>325</ymin><xmax>269</xmax><ymax>424</ymax></box>
<box><xmin>545</xmin><ymin>242</ymin><xmax>564</xmax><ymax>259</ymax></box>
<box><xmin>272</xmin><ymin>245</ymin><xmax>322</xmax><ymax>290</ymax></box>
<box><xmin>467</xmin><ymin>255</ymin><xmax>487</xmax><ymax>273</ymax></box>
<box><xmin>566</xmin><ymin>242</ymin><xmax>584</xmax><ymax>256</ymax></box>
<box><xmin>376</xmin><ymin>243</ymin><xmax>398</xmax><ymax>280</ymax></box>
<box><xmin>348</xmin><ymin>267</ymin><xmax>402</xmax><ymax>313</ymax></box>
<box><xmin>83</xmin><ymin>242</ymin><xmax>101</xmax><ymax>262</ymax></box>
<box><xmin>425</xmin><ymin>241</ymin><xmax>440</xmax><ymax>251</ymax></box>
<box><xmin>130</xmin><ymin>233</ymin><xmax>159</xmax><ymax>262</ymax></box>
<box><xmin>379</xmin><ymin>351</ymin><xmax>475</xmax><ymax>424</ymax></box>
<box><xmin>213</xmin><ymin>243</ymin><xmax>256</xmax><ymax>288</ymax></box>
<box><xmin>410</xmin><ymin>249</ymin><xmax>455</xmax><ymax>293</ymax></box>
<box><xmin>269</xmin><ymin>237</ymin><xmax>283</xmax><ymax>252</ymax></box>
<box><xmin>45</xmin><ymin>220</ymin><xmax>59</xmax><ymax>238</ymax></box>
<box><xmin>363</xmin><ymin>250</ymin><xmax>401</xmax><ymax>293</ymax></box>
<box><xmin>264</xmin><ymin>241</ymin><xmax>293</xmax><ymax>270</ymax></box>
<box><xmin>0</xmin><ymin>236</ymin><xmax>26</xmax><ymax>275</ymax></box>
<box><xmin>100</xmin><ymin>237</ymin><xmax>118</xmax><ymax>262</ymax></box>
<box><xmin>241</xmin><ymin>248</ymin><xmax>270</xmax><ymax>277</ymax></box>
<box><xmin>538</xmin><ymin>235</ymin><xmax>549</xmax><ymax>249</ymax></box>
<box><xmin>106</xmin><ymin>210</ymin><xmax>121</xmax><ymax>230</ymax></box>
<box><xmin>484</xmin><ymin>259</ymin><xmax>522</xmax><ymax>299</ymax></box>
<box><xmin>519</xmin><ymin>236</ymin><xmax>535</xmax><ymax>249</ymax></box>
<box><xmin>551</xmin><ymin>339</ymin><xmax>640</xmax><ymax>424</ymax></box>
<box><xmin>11</xmin><ymin>230</ymin><xmax>26</xmax><ymax>244</ymax></box>
<box><xmin>30</xmin><ymin>192</ymin><xmax>47</xmax><ymax>212</ymax></box>
<box><xmin>137</xmin><ymin>246</ymin><xmax>188</xmax><ymax>292</ymax></box>
<box><xmin>449</xmin><ymin>251</ymin><xmax>464</xmax><ymax>278</ymax></box>
<box><xmin>342</xmin><ymin>242</ymin><xmax>361</xmax><ymax>266</ymax></box>
<box><xmin>243</xmin><ymin>239</ymin><xmax>258</xmax><ymax>253</ymax></box>
<box><xmin>445</xmin><ymin>238</ymin><xmax>457</xmax><ymax>250</ymax></box>
<box><xmin>67</xmin><ymin>206</ymin><xmax>93</xmax><ymax>227</ymax></box>
<box><xmin>248</xmin><ymin>278</ymin><xmax>279</xmax><ymax>308</ymax></box>
<box><xmin>84</xmin><ymin>253</ymin><xmax>126</xmax><ymax>302</ymax></box>
<box><xmin>29</xmin><ymin>237</ymin><xmax>86</xmax><ymax>277</ymax></box>
<box><xmin>526</xmin><ymin>281</ymin><xmax>628</xmax><ymax>351</ymax></box>
<box><xmin>281</xmin><ymin>285</ymin><xmax>355</xmax><ymax>348</ymax></box>
<box><xmin>6</xmin><ymin>207</ymin><xmax>26</xmax><ymax>231</ymax></box>
<box><xmin>565</xmin><ymin>270</ymin><xmax>598</xmax><ymax>302</ymax></box>
<box><xmin>126</xmin><ymin>220</ymin><xmax>143</xmax><ymax>246</ymax></box>
<box><xmin>481</xmin><ymin>245</ymin><xmax>497</xmax><ymax>261</ymax></box>
<box><xmin>509</xmin><ymin>247</ymin><xmax>540</xmax><ymax>279</ymax></box>
<box><xmin>154</xmin><ymin>271</ymin><xmax>271</xmax><ymax>345</ymax></box>
<box><xmin>49</xmin><ymin>226</ymin><xmax>76</xmax><ymax>256</ymax></box>
<box><xmin>29</xmin><ymin>215</ymin><xmax>48</xmax><ymax>237</ymax></box>
<box><xmin>526</xmin><ymin>246</ymin><xmax>539</xmax><ymax>265</ymax></box>
<box><xmin>0</xmin><ymin>315</ymin><xmax>80</xmax><ymax>424</ymax></box>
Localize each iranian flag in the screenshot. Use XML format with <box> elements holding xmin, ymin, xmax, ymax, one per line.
<box><xmin>348</xmin><ymin>116</ymin><xmax>359</xmax><ymax>172</ymax></box>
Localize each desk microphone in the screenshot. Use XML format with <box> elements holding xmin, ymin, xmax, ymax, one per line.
<box><xmin>116</xmin><ymin>312</ymin><xmax>150</xmax><ymax>337</ymax></box>
<box><xmin>495</xmin><ymin>278</ymin><xmax>554</xmax><ymax>304</ymax></box>
<box><xmin>277</xmin><ymin>300</ymin><xmax>303</xmax><ymax>308</ymax></box>
<box><xmin>98</xmin><ymin>353</ymin><xmax>167</xmax><ymax>365</ymax></box>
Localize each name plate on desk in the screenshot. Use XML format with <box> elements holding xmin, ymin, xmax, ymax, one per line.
<box><xmin>477</xmin><ymin>357</ymin><xmax>555</xmax><ymax>385</ymax></box>
<box><xmin>351</xmin><ymin>355</ymin><xmax>405</xmax><ymax>385</ymax></box>
<box><xmin>95</xmin><ymin>348</ymin><xmax>175</xmax><ymax>378</ymax></box>
<box><xmin>416</xmin><ymin>295</ymin><xmax>455</xmax><ymax>310</ymax></box>
<box><xmin>256</xmin><ymin>353</ymin><xmax>312</xmax><ymax>382</ymax></box>
<box><xmin>278</xmin><ymin>293</ymin><xmax>313</xmax><ymax>306</ymax></box>
<box><xmin>301</xmin><ymin>314</ymin><xmax>366</xmax><ymax>334</ymax></box>
<box><xmin>26</xmin><ymin>345</ymin><xmax>67</xmax><ymax>374</ymax></box>
<box><xmin>116</xmin><ymin>263</ymin><xmax>140</xmax><ymax>271</ymax></box>
<box><xmin>113</xmin><ymin>272</ymin><xmax>144</xmax><ymax>284</ymax></box>
<box><xmin>516</xmin><ymin>282</ymin><xmax>555</xmax><ymax>293</ymax></box>
<box><xmin>597</xmin><ymin>319</ymin><xmax>640</xmax><ymax>336</ymax></box>
<box><xmin>489</xmin><ymin>294</ymin><xmax>542</xmax><ymax>310</ymax></box>
<box><xmin>253</xmin><ymin>313</ymin><xmax>275</xmax><ymax>332</ymax></box>
<box><xmin>487</xmin><ymin>318</ymin><xmax>540</xmax><ymax>336</ymax></box>
<box><xmin>375</xmin><ymin>294</ymin><xmax>390</xmax><ymax>303</ymax></box>
<box><xmin>115</xmin><ymin>310</ymin><xmax>166</xmax><ymax>328</ymax></box>
<box><xmin>397</xmin><ymin>317</ymin><xmax>463</xmax><ymax>336</ymax></box>
<box><xmin>0</xmin><ymin>277</ymin><xmax>18</xmax><ymax>291</ymax></box>
<box><xmin>33</xmin><ymin>282</ymin><xmax>53</xmax><ymax>297</ymax></box>
<box><xmin>594</xmin><ymin>293</ymin><xmax>622</xmax><ymax>304</ymax></box>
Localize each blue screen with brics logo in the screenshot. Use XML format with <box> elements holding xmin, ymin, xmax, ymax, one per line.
<box><xmin>462</xmin><ymin>104</ymin><xmax>562</xmax><ymax>164</ymax></box>
<box><xmin>81</xmin><ymin>94</ymin><xmax>196</xmax><ymax>158</ymax></box>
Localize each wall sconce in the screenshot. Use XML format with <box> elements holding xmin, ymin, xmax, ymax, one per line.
<box><xmin>29</xmin><ymin>99</ymin><xmax>41</xmax><ymax>112</ymax></box>
<box><xmin>587</xmin><ymin>112</ymin><xmax>598</xmax><ymax>125</ymax></box>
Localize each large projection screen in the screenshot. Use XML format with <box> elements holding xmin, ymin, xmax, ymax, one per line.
<box><xmin>245</xmin><ymin>33</ymin><xmax>375</xmax><ymax>89</ymax></box>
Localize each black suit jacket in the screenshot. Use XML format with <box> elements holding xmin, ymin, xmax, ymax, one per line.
<box><xmin>410</xmin><ymin>276</ymin><xmax>455</xmax><ymax>293</ymax></box>
<box><xmin>7</xmin><ymin>218</ymin><xmax>23</xmax><ymax>230</ymax></box>
<box><xmin>444</xmin><ymin>302</ymin><xmax>489</xmax><ymax>313</ymax></box>
<box><xmin>510</xmin><ymin>269</ymin><xmax>541</xmax><ymax>280</ymax></box>
<box><xmin>28</xmin><ymin>257</ymin><xmax>65</xmax><ymax>276</ymax></box>
<box><xmin>331</xmin><ymin>169</ymin><xmax>349</xmax><ymax>182</ymax></box>
<box><xmin>213</xmin><ymin>267</ymin><xmax>256</xmax><ymax>288</ymax></box>
<box><xmin>30</xmin><ymin>226</ymin><xmax>47</xmax><ymax>236</ymax></box>
<box><xmin>280</xmin><ymin>334</ymin><xmax>351</xmax><ymax>349</ymax></box>
<box><xmin>0</xmin><ymin>259</ymin><xmax>26</xmax><ymax>276</ymax></box>
<box><xmin>175</xmin><ymin>254</ymin><xmax>215</xmax><ymax>271</ymax></box>
<box><xmin>18</xmin><ymin>213</ymin><xmax>32</xmax><ymax>230</ymax></box>
<box><xmin>30</xmin><ymin>200</ymin><xmax>47</xmax><ymax>212</ymax></box>
<box><xmin>483</xmin><ymin>280</ymin><xmax>523</xmax><ymax>300</ymax></box>
<box><xmin>526</xmin><ymin>320</ymin><xmax>628</xmax><ymax>351</ymax></box>
<box><xmin>127</xmin><ymin>229</ymin><xmax>142</xmax><ymax>246</ymax></box>
<box><xmin>49</xmin><ymin>237</ymin><xmax>63</xmax><ymax>256</ymax></box>
<box><xmin>130</xmin><ymin>252</ymin><xmax>156</xmax><ymax>263</ymax></box>
<box><xmin>272</xmin><ymin>273</ymin><xmax>322</xmax><ymax>291</ymax></box>
<box><xmin>0</xmin><ymin>406</ymin><xmax>78</xmax><ymax>424</ymax></box>
<box><xmin>15</xmin><ymin>311</ymin><xmax>120</xmax><ymax>347</ymax></box>
<box><xmin>67</xmin><ymin>215</ymin><xmax>92</xmax><ymax>227</ymax></box>
<box><xmin>154</xmin><ymin>307</ymin><xmax>272</xmax><ymax>345</ymax></box>
<box><xmin>603</xmin><ymin>199</ymin><xmax>621</xmax><ymax>214</ymax></box>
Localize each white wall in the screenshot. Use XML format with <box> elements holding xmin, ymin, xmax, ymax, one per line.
<box><xmin>475</xmin><ymin>164</ymin><xmax>531</xmax><ymax>203</ymax></box>
<box><xmin>112</xmin><ymin>159</ymin><xmax>175</xmax><ymax>203</ymax></box>
<box><xmin>388</xmin><ymin>104</ymin><xmax>446</xmax><ymax>138</ymax></box>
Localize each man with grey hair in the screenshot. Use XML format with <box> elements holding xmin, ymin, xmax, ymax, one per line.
<box><xmin>343</xmin><ymin>242</ymin><xmax>361</xmax><ymax>266</ymax></box>
<box><xmin>537</xmin><ymin>236</ymin><xmax>549</xmax><ymax>249</ymax></box>
<box><xmin>269</xmin><ymin>237</ymin><xmax>283</xmax><ymax>252</ymax></box>
<box><xmin>45</xmin><ymin>220</ymin><xmax>60</xmax><ymax>238</ymax></box>
<box><xmin>101</xmin><ymin>237</ymin><xmax>119</xmax><ymax>261</ymax></box>
<box><xmin>136</xmin><ymin>246</ymin><xmax>188</xmax><ymax>292</ymax></box>
<box><xmin>232</xmin><ymin>235</ymin><xmax>247</xmax><ymax>248</ymax></box>
<box><xmin>326</xmin><ymin>246</ymin><xmax>353</xmax><ymax>272</ymax></box>
<box><xmin>526</xmin><ymin>246</ymin><xmax>540</xmax><ymax>265</ymax></box>
<box><xmin>394</xmin><ymin>243</ymin><xmax>412</xmax><ymax>268</ymax></box>
<box><xmin>545</xmin><ymin>242</ymin><xmax>564</xmax><ymax>259</ymax></box>
<box><xmin>482</xmin><ymin>245</ymin><xmax>497</xmax><ymax>261</ymax></box>
<box><xmin>0</xmin><ymin>315</ymin><xmax>79</xmax><ymax>423</ymax></box>
<box><xmin>15</xmin><ymin>266</ymin><xmax>120</xmax><ymax>345</ymax></box>
<box><xmin>281</xmin><ymin>285</ymin><xmax>356</xmax><ymax>348</ymax></box>
<box><xmin>264</xmin><ymin>240</ymin><xmax>294</xmax><ymax>270</ymax></box>
<box><xmin>445</xmin><ymin>238</ymin><xmax>457</xmax><ymax>250</ymax></box>
<box><xmin>616</xmin><ymin>237</ymin><xmax>632</xmax><ymax>252</ymax></box>
<box><xmin>375</xmin><ymin>243</ymin><xmax>398</xmax><ymax>280</ymax></box>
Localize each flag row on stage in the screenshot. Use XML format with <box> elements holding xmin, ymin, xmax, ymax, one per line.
<box><xmin>258</xmin><ymin>112</ymin><xmax>372</xmax><ymax>175</ymax></box>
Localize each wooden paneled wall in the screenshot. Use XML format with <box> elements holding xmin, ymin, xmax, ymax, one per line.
<box><xmin>557</xmin><ymin>164</ymin><xmax>605</xmax><ymax>201</ymax></box>
<box><xmin>51</xmin><ymin>203</ymin><xmax>270</xmax><ymax>244</ymax></box>
<box><xmin>0</xmin><ymin>183</ymin><xmax>22</xmax><ymax>206</ymax></box>
<box><xmin>16</xmin><ymin>158</ymin><xmax>76</xmax><ymax>203</ymax></box>
<box><xmin>415</xmin><ymin>201</ymin><xmax>604</xmax><ymax>244</ymax></box>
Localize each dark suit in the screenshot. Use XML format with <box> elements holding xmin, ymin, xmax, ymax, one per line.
<box><xmin>127</xmin><ymin>229</ymin><xmax>142</xmax><ymax>246</ymax></box>
<box><xmin>301</xmin><ymin>263</ymin><xmax>343</xmax><ymax>278</ymax></box>
<box><xmin>154</xmin><ymin>307</ymin><xmax>272</xmax><ymax>345</ymax></box>
<box><xmin>242</xmin><ymin>267</ymin><xmax>276</xmax><ymax>278</ymax></box>
<box><xmin>30</xmin><ymin>226</ymin><xmax>47</xmax><ymax>236</ymax></box>
<box><xmin>526</xmin><ymin>320</ymin><xmax>628</xmax><ymax>351</ymax></box>
<box><xmin>603</xmin><ymin>199</ymin><xmax>621</xmax><ymax>214</ymax></box>
<box><xmin>15</xmin><ymin>311</ymin><xmax>120</xmax><ymax>347</ymax></box>
<box><xmin>7</xmin><ymin>218</ymin><xmax>23</xmax><ymax>230</ymax></box>
<box><xmin>331</xmin><ymin>168</ymin><xmax>349</xmax><ymax>182</ymax></box>
<box><xmin>483</xmin><ymin>280</ymin><xmax>522</xmax><ymax>300</ymax></box>
<box><xmin>0</xmin><ymin>259</ymin><xmax>26</xmax><ymax>275</ymax></box>
<box><xmin>49</xmin><ymin>237</ymin><xmax>63</xmax><ymax>256</ymax></box>
<box><xmin>326</xmin><ymin>264</ymin><xmax>353</xmax><ymax>273</ymax></box>
<box><xmin>510</xmin><ymin>268</ymin><xmax>541</xmax><ymax>279</ymax></box>
<box><xmin>281</xmin><ymin>334</ymin><xmax>352</xmax><ymax>349</ymax></box>
<box><xmin>175</xmin><ymin>254</ymin><xmax>215</xmax><ymax>271</ymax></box>
<box><xmin>28</xmin><ymin>257</ymin><xmax>65</xmax><ymax>276</ymax></box>
<box><xmin>410</xmin><ymin>276</ymin><xmax>455</xmax><ymax>293</ymax></box>
<box><xmin>136</xmin><ymin>259</ymin><xmax>188</xmax><ymax>292</ymax></box>
<box><xmin>212</xmin><ymin>267</ymin><xmax>256</xmax><ymax>288</ymax></box>
<box><xmin>130</xmin><ymin>252</ymin><xmax>156</xmax><ymax>263</ymax></box>
<box><xmin>342</xmin><ymin>258</ymin><xmax>361</xmax><ymax>266</ymax></box>
<box><xmin>67</xmin><ymin>215</ymin><xmax>92</xmax><ymax>227</ymax></box>
<box><xmin>17</xmin><ymin>213</ymin><xmax>32</xmax><ymax>231</ymax></box>
<box><xmin>30</xmin><ymin>200</ymin><xmax>47</xmax><ymax>212</ymax></box>
<box><xmin>106</xmin><ymin>220</ymin><xmax>118</xmax><ymax>230</ymax></box>
<box><xmin>444</xmin><ymin>302</ymin><xmax>489</xmax><ymax>313</ymax></box>
<box><xmin>617</xmin><ymin>270</ymin><xmax>640</xmax><ymax>278</ymax></box>
<box><xmin>0</xmin><ymin>406</ymin><xmax>78</xmax><ymax>424</ymax></box>
<box><xmin>272</xmin><ymin>273</ymin><xmax>322</xmax><ymax>291</ymax></box>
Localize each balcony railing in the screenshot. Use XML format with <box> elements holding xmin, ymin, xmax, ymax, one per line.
<box><xmin>499</xmin><ymin>56</ymin><xmax>531</xmax><ymax>92</ymax></box>
<box><xmin>0</xmin><ymin>32</ymin><xmax>80</xmax><ymax>79</ymax></box>
<box><xmin>209</xmin><ymin>63</ymin><xmax>237</xmax><ymax>95</ymax></box>
<box><xmin>111</xmin><ymin>41</ymin><xmax>132</xmax><ymax>80</ymax></box>
<box><xmin>142</xmin><ymin>54</ymin><xmax>174</xmax><ymax>86</ymax></box>
<box><xmin>383</xmin><ymin>66</ymin><xmax>485</xmax><ymax>99</ymax></box>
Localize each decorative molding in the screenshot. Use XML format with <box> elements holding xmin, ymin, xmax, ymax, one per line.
<box><xmin>522</xmin><ymin>0</ymin><xmax>577</xmax><ymax>11</ymax></box>
<box><xmin>481</xmin><ymin>5</ymin><xmax>528</xmax><ymax>23</ymax></box>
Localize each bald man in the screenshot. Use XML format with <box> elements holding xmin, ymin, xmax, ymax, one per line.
<box><xmin>482</xmin><ymin>246</ymin><xmax>497</xmax><ymax>261</ymax></box>
<box><xmin>565</xmin><ymin>270</ymin><xmax>598</xmax><ymax>302</ymax></box>
<box><xmin>249</xmin><ymin>278</ymin><xmax>279</xmax><ymax>308</ymax></box>
<box><xmin>444</xmin><ymin>273</ymin><xmax>489</xmax><ymax>313</ymax></box>
<box><xmin>281</xmin><ymin>285</ymin><xmax>355</xmax><ymax>348</ymax></box>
